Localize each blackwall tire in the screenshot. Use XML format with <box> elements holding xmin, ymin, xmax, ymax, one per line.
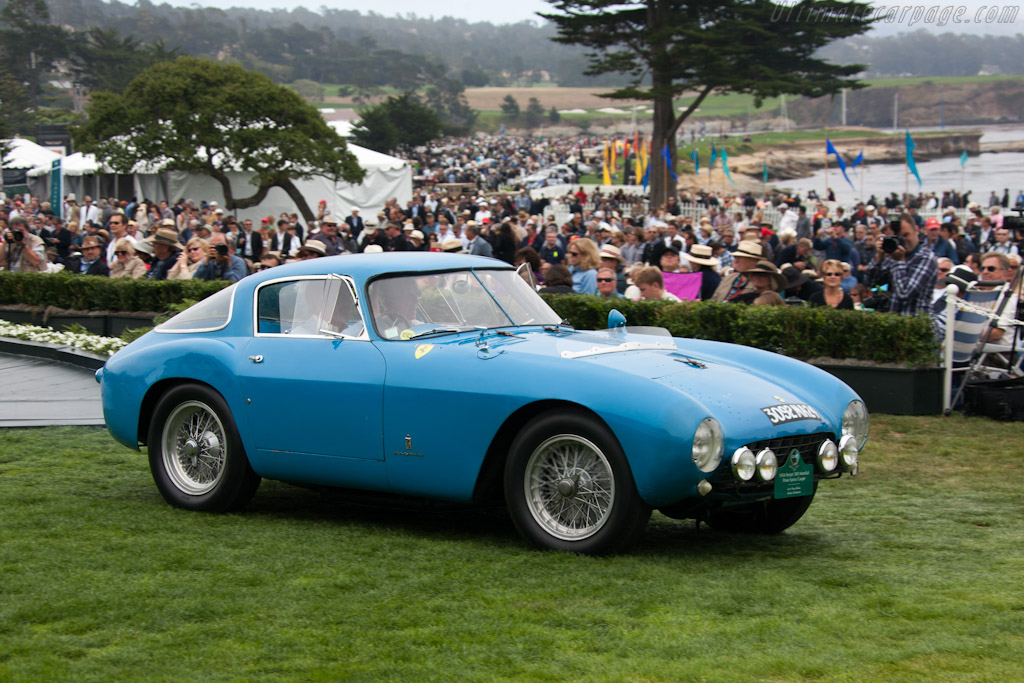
<box><xmin>504</xmin><ymin>409</ymin><xmax>650</xmax><ymax>554</ymax></box>
<box><xmin>147</xmin><ymin>383</ymin><xmax>260</xmax><ymax>512</ymax></box>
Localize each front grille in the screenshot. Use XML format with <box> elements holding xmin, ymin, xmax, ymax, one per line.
<box><xmin>710</xmin><ymin>432</ymin><xmax>835</xmax><ymax>493</ymax></box>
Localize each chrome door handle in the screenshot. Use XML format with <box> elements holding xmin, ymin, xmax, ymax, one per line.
<box><xmin>248</xmin><ymin>355</ymin><xmax>264</xmax><ymax>363</ymax></box>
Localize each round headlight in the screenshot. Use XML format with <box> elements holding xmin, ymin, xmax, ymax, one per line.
<box><xmin>842</xmin><ymin>400</ymin><xmax>870</xmax><ymax>451</ymax></box>
<box><xmin>755</xmin><ymin>448</ymin><xmax>778</xmax><ymax>482</ymax></box>
<box><xmin>838</xmin><ymin>434</ymin><xmax>858</xmax><ymax>469</ymax></box>
<box><xmin>731</xmin><ymin>447</ymin><xmax>756</xmax><ymax>481</ymax></box>
<box><xmin>691</xmin><ymin>418</ymin><xmax>724</xmax><ymax>473</ymax></box>
<box><xmin>817</xmin><ymin>440</ymin><xmax>838</xmax><ymax>473</ymax></box>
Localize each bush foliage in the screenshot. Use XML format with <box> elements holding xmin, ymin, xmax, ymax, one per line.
<box><xmin>0</xmin><ymin>273</ymin><xmax>938</xmax><ymax>365</ymax></box>
<box><xmin>0</xmin><ymin>272</ymin><xmax>229</xmax><ymax>312</ymax></box>
<box><xmin>542</xmin><ymin>294</ymin><xmax>939</xmax><ymax>367</ymax></box>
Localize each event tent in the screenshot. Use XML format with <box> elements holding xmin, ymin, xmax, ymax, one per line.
<box><xmin>3</xmin><ymin>138</ymin><xmax>61</xmax><ymax>195</ymax></box>
<box><xmin>26</xmin><ymin>143</ymin><xmax>411</xmax><ymax>221</ymax></box>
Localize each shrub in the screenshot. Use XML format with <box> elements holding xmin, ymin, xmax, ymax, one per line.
<box><xmin>542</xmin><ymin>294</ymin><xmax>939</xmax><ymax>367</ymax></box>
<box><xmin>0</xmin><ymin>272</ymin><xmax>230</xmax><ymax>312</ymax></box>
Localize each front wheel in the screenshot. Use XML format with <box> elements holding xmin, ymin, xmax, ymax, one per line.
<box><xmin>147</xmin><ymin>383</ymin><xmax>260</xmax><ymax>512</ymax></box>
<box><xmin>706</xmin><ymin>487</ymin><xmax>816</xmax><ymax>534</ymax></box>
<box><xmin>504</xmin><ymin>410</ymin><xmax>650</xmax><ymax>554</ymax></box>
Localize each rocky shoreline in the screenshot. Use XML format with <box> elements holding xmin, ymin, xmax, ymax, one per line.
<box><xmin>729</xmin><ymin>130</ymin><xmax>983</xmax><ymax>182</ymax></box>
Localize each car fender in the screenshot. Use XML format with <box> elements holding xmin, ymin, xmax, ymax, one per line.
<box><xmin>101</xmin><ymin>335</ymin><xmax>248</xmax><ymax>451</ymax></box>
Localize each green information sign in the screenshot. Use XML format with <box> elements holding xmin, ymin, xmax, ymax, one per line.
<box><xmin>50</xmin><ymin>159</ymin><xmax>62</xmax><ymax>219</ymax></box>
<box><xmin>774</xmin><ymin>448</ymin><xmax>813</xmax><ymax>499</ymax></box>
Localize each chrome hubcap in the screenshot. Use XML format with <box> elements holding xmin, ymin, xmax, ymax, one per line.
<box><xmin>524</xmin><ymin>434</ymin><xmax>615</xmax><ymax>541</ymax></box>
<box><xmin>162</xmin><ymin>400</ymin><xmax>227</xmax><ymax>495</ymax></box>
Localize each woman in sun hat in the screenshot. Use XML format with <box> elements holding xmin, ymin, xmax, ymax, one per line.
<box><xmin>681</xmin><ymin>244</ymin><xmax>721</xmax><ymax>301</ymax></box>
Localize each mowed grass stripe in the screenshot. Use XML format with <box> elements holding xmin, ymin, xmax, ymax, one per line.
<box><xmin>1</xmin><ymin>418</ymin><xmax>1022</xmax><ymax>680</ymax></box>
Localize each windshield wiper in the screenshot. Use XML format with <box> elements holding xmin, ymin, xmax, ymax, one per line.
<box><xmin>542</xmin><ymin>319</ymin><xmax>575</xmax><ymax>333</ymax></box>
<box><xmin>406</xmin><ymin>325</ymin><xmax>481</xmax><ymax>340</ymax></box>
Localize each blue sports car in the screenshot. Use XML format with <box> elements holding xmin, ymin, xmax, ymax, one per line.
<box><xmin>97</xmin><ymin>253</ymin><xmax>868</xmax><ymax>554</ymax></box>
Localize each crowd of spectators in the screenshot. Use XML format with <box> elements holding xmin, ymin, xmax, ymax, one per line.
<box><xmin>2</xmin><ymin>181</ymin><xmax>1021</xmax><ymax>338</ymax></box>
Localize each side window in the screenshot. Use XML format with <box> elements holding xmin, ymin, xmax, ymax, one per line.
<box><xmin>321</xmin><ymin>277</ymin><xmax>366</xmax><ymax>338</ymax></box>
<box><xmin>257</xmin><ymin>279</ymin><xmax>328</xmax><ymax>336</ymax></box>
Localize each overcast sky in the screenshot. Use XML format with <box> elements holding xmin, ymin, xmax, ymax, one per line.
<box><xmin>157</xmin><ymin>0</ymin><xmax>1022</xmax><ymax>35</ymax></box>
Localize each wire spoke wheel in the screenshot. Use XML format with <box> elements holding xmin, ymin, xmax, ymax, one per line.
<box><xmin>524</xmin><ymin>434</ymin><xmax>615</xmax><ymax>541</ymax></box>
<box><xmin>161</xmin><ymin>400</ymin><xmax>227</xmax><ymax>496</ymax></box>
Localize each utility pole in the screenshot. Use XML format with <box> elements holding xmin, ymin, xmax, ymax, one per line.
<box><xmin>841</xmin><ymin>88</ymin><xmax>847</xmax><ymax>126</ymax></box>
<box><xmin>892</xmin><ymin>91</ymin><xmax>899</xmax><ymax>134</ymax></box>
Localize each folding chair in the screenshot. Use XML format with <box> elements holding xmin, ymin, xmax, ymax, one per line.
<box><xmin>977</xmin><ymin>269</ymin><xmax>1024</xmax><ymax>377</ymax></box>
<box><xmin>943</xmin><ymin>279</ymin><xmax>1015</xmax><ymax>414</ymax></box>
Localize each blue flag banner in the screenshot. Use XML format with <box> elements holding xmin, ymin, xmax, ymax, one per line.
<box><xmin>960</xmin><ymin>150</ymin><xmax>969</xmax><ymax>167</ymax></box>
<box><xmin>690</xmin><ymin>147</ymin><xmax>699</xmax><ymax>175</ymax></box>
<box><xmin>906</xmin><ymin>131</ymin><xmax>922</xmax><ymax>188</ymax></box>
<box><xmin>662</xmin><ymin>144</ymin><xmax>678</xmax><ymax>182</ymax></box>
<box><xmin>720</xmin><ymin>149</ymin><xmax>737</xmax><ymax>185</ymax></box>
<box><xmin>826</xmin><ymin>138</ymin><xmax>855</xmax><ymax>190</ymax></box>
<box><xmin>642</xmin><ymin>155</ymin><xmax>651</xmax><ymax>190</ymax></box>
<box><xmin>763</xmin><ymin>160</ymin><xmax>768</xmax><ymax>183</ymax></box>
<box><xmin>709</xmin><ymin>144</ymin><xmax>719</xmax><ymax>169</ymax></box>
<box><xmin>851</xmin><ymin>150</ymin><xmax>864</xmax><ymax>168</ymax></box>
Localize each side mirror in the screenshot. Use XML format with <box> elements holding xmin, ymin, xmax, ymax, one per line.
<box><xmin>607</xmin><ymin>309</ymin><xmax>626</xmax><ymax>329</ymax></box>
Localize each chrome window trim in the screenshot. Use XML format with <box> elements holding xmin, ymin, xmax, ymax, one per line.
<box><xmin>253</xmin><ymin>273</ymin><xmax>369</xmax><ymax>341</ymax></box>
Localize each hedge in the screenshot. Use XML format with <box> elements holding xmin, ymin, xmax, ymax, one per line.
<box><xmin>541</xmin><ymin>294</ymin><xmax>940</xmax><ymax>367</ymax></box>
<box><xmin>0</xmin><ymin>273</ymin><xmax>939</xmax><ymax>366</ymax></box>
<box><xmin>0</xmin><ymin>272</ymin><xmax>230</xmax><ymax>312</ymax></box>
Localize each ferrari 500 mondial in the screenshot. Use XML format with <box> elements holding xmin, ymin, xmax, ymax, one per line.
<box><xmin>98</xmin><ymin>253</ymin><xmax>868</xmax><ymax>554</ymax></box>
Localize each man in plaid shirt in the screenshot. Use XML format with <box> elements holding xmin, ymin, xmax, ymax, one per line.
<box><xmin>866</xmin><ymin>214</ymin><xmax>938</xmax><ymax>316</ymax></box>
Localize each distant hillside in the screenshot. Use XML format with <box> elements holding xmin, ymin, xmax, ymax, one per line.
<box><xmin>792</xmin><ymin>78</ymin><xmax>1024</xmax><ymax>128</ymax></box>
<box><xmin>29</xmin><ymin>0</ymin><xmax>1024</xmax><ymax>90</ymax></box>
<box><xmin>40</xmin><ymin>0</ymin><xmax>625</xmax><ymax>88</ymax></box>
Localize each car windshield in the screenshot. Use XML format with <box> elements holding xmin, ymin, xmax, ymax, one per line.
<box><xmin>367</xmin><ymin>268</ymin><xmax>562</xmax><ymax>340</ymax></box>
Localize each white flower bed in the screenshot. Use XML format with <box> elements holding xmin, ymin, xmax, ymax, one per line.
<box><xmin>0</xmin><ymin>320</ymin><xmax>127</xmax><ymax>357</ymax></box>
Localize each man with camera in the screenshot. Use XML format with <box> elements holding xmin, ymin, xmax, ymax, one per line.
<box><xmin>1</xmin><ymin>217</ymin><xmax>47</xmax><ymax>273</ymax></box>
<box><xmin>866</xmin><ymin>213</ymin><xmax>938</xmax><ymax>316</ymax></box>
<box><xmin>193</xmin><ymin>233</ymin><xmax>247</xmax><ymax>282</ymax></box>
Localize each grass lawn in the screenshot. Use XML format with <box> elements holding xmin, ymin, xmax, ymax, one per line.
<box><xmin>2</xmin><ymin>416</ymin><xmax>1023</xmax><ymax>680</ymax></box>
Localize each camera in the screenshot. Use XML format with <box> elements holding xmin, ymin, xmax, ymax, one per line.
<box><xmin>1004</xmin><ymin>206</ymin><xmax>1024</xmax><ymax>233</ymax></box>
<box><xmin>5</xmin><ymin>229</ymin><xmax>24</xmax><ymax>242</ymax></box>
<box><xmin>881</xmin><ymin>235</ymin><xmax>903</xmax><ymax>254</ymax></box>
<box><xmin>214</xmin><ymin>243</ymin><xmax>228</xmax><ymax>257</ymax></box>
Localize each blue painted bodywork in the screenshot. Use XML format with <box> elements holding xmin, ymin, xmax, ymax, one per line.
<box><xmin>99</xmin><ymin>253</ymin><xmax>862</xmax><ymax>509</ymax></box>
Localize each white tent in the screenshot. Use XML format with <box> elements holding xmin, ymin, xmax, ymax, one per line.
<box><xmin>4</xmin><ymin>139</ymin><xmax>61</xmax><ymax>195</ymax></box>
<box><xmin>27</xmin><ymin>143</ymin><xmax>412</xmax><ymax>221</ymax></box>
<box><xmin>3</xmin><ymin>138</ymin><xmax>61</xmax><ymax>169</ymax></box>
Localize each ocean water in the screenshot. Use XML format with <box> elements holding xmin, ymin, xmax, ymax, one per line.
<box><xmin>776</xmin><ymin>126</ymin><xmax>1024</xmax><ymax>205</ymax></box>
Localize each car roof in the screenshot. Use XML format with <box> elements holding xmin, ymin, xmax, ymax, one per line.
<box><xmin>248</xmin><ymin>252</ymin><xmax>514</xmax><ymax>285</ymax></box>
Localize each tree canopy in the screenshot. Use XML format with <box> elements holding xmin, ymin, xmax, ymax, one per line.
<box><xmin>350</xmin><ymin>93</ymin><xmax>444</xmax><ymax>153</ymax></box>
<box><xmin>73</xmin><ymin>57</ymin><xmax>364</xmax><ymax>221</ymax></box>
<box><xmin>541</xmin><ymin>0</ymin><xmax>875</xmax><ymax>204</ymax></box>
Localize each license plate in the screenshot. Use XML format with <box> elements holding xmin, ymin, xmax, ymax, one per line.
<box><xmin>774</xmin><ymin>448</ymin><xmax>814</xmax><ymax>499</ymax></box>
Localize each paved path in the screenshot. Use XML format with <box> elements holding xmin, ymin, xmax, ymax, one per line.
<box><xmin>0</xmin><ymin>352</ymin><xmax>104</xmax><ymax>428</ymax></box>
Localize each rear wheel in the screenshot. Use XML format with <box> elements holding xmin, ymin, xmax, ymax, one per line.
<box><xmin>147</xmin><ymin>383</ymin><xmax>260</xmax><ymax>512</ymax></box>
<box><xmin>504</xmin><ymin>410</ymin><xmax>650</xmax><ymax>554</ymax></box>
<box><xmin>706</xmin><ymin>487</ymin><xmax>816</xmax><ymax>534</ymax></box>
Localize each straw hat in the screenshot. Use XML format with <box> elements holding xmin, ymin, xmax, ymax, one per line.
<box><xmin>742</xmin><ymin>260</ymin><xmax>788</xmax><ymax>291</ymax></box>
<box><xmin>145</xmin><ymin>228</ymin><xmax>181</xmax><ymax>248</ymax></box>
<box><xmin>734</xmin><ymin>239</ymin><xmax>764</xmax><ymax>260</ymax></box>
<box><xmin>441</xmin><ymin>238</ymin><xmax>466</xmax><ymax>253</ymax></box>
<box><xmin>298</xmin><ymin>240</ymin><xmax>327</xmax><ymax>256</ymax></box>
<box><xmin>681</xmin><ymin>244</ymin><xmax>719</xmax><ymax>267</ymax></box>
<box><xmin>598</xmin><ymin>244</ymin><xmax>625</xmax><ymax>263</ymax></box>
